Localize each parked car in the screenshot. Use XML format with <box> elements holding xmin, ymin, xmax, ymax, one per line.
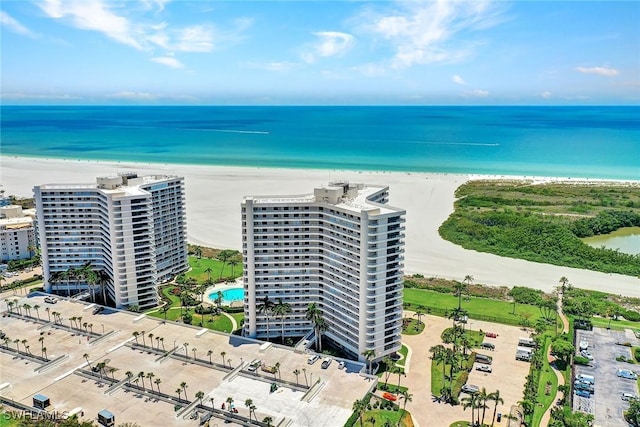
<box><xmin>461</xmin><ymin>384</ymin><xmax>479</xmax><ymax>394</ymax></box>
<box><xmin>573</xmin><ymin>381</ymin><xmax>594</xmax><ymax>393</ymax></box>
<box><xmin>480</xmin><ymin>342</ymin><xmax>495</xmax><ymax>351</ymax></box>
<box><xmin>579</xmin><ymin>340</ymin><xmax>589</xmax><ymax>351</ymax></box>
<box><xmin>44</xmin><ymin>296</ymin><xmax>58</xmax><ymax>304</ymax></box>
<box><xmin>580</xmin><ymin>350</ymin><xmax>594</xmax><ymax>360</ymax></box>
<box><xmin>475</xmin><ymin>354</ymin><xmax>492</xmax><ymax>364</ymax></box>
<box><xmin>321</xmin><ymin>357</ymin><xmax>332</xmax><ymax>369</ymax></box>
<box><xmin>576</xmin><ymin>374</ymin><xmax>595</xmax><ymax>384</ymax></box>
<box><xmin>247</xmin><ymin>359</ymin><xmax>261</xmax><ymax>372</ymax></box>
<box><xmin>618</xmin><ymin>369</ymin><xmax>638</xmax><ymax>380</ymax></box>
<box><xmin>92</xmin><ymin>306</ymin><xmax>104</xmax><ymax>314</ymax></box>
<box><xmin>337</xmin><ymin>361</ymin><xmax>346</xmax><ymax>370</ymax></box>
<box><xmin>307</xmin><ymin>355</ymin><xmax>320</xmax><ymax>365</ymax></box>
<box><xmin>575</xmin><ymin>389</ymin><xmax>591</xmax><ymax>398</ymax></box>
<box><xmin>622</xmin><ymin>393</ymin><xmax>639</xmax><ymax>401</ymax></box>
<box><xmin>476</xmin><ymin>364</ymin><xmax>492</xmax><ymax>373</ymax></box>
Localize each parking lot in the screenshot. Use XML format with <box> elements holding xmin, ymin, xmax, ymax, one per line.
<box><xmin>575</xmin><ymin>327</ymin><xmax>640</xmax><ymax>426</ymax></box>
<box><xmin>0</xmin><ymin>293</ymin><xmax>371</xmax><ymax>426</ymax></box>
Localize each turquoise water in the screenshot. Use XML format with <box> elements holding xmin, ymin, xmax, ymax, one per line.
<box><xmin>209</xmin><ymin>288</ymin><xmax>244</xmax><ymax>304</ymax></box>
<box><xmin>1</xmin><ymin>106</ymin><xmax>638</xmax><ymax>180</ymax></box>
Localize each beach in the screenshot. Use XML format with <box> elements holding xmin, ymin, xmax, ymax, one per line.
<box><xmin>2</xmin><ymin>155</ymin><xmax>639</xmax><ymax>297</ymax></box>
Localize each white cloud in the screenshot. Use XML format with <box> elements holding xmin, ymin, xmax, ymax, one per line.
<box><xmin>0</xmin><ymin>11</ymin><xmax>39</xmax><ymax>38</ymax></box>
<box><xmin>463</xmin><ymin>89</ymin><xmax>489</xmax><ymax>98</ymax></box>
<box><xmin>540</xmin><ymin>91</ymin><xmax>552</xmax><ymax>99</ymax></box>
<box><xmin>303</xmin><ymin>31</ymin><xmax>355</xmax><ymax>63</ymax></box>
<box><xmin>364</xmin><ymin>0</ymin><xmax>507</xmax><ymax>68</ymax></box>
<box><xmin>245</xmin><ymin>61</ymin><xmax>299</xmax><ymax>72</ymax></box>
<box><xmin>172</xmin><ymin>25</ymin><xmax>214</xmax><ymax>52</ymax></box>
<box><xmin>109</xmin><ymin>91</ymin><xmax>158</xmax><ymax>100</ymax></box>
<box><xmin>151</xmin><ymin>56</ymin><xmax>184</xmax><ymax>69</ymax></box>
<box><xmin>39</xmin><ymin>0</ymin><xmax>143</xmax><ymax>49</ymax></box>
<box><xmin>576</xmin><ymin>66</ymin><xmax>619</xmax><ymax>77</ymax></box>
<box><xmin>452</xmin><ymin>74</ymin><xmax>466</xmax><ymax>85</ymax></box>
<box><xmin>1</xmin><ymin>92</ymin><xmax>79</xmax><ymax>100</ymax></box>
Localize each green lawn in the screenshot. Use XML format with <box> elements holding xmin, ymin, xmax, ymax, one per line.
<box><xmin>590</xmin><ymin>316</ymin><xmax>640</xmax><ymax>332</ymax></box>
<box><xmin>230</xmin><ymin>312</ymin><xmax>245</xmax><ymax>330</ymax></box>
<box><xmin>0</xmin><ymin>412</ymin><xmax>19</xmax><ymax>427</ymax></box>
<box><xmin>360</xmin><ymin>409</ymin><xmax>412</xmax><ymax>427</ymax></box>
<box><xmin>404</xmin><ymin>288</ymin><xmax>544</xmax><ymax>326</ymax></box>
<box><xmin>531</xmin><ymin>335</ymin><xmax>558</xmax><ymax>427</ymax></box>
<box><xmin>185</xmin><ymin>256</ymin><xmax>243</xmax><ymax>283</ymax></box>
<box><xmin>402</xmin><ymin>318</ymin><xmax>425</xmax><ymax>335</ymax></box>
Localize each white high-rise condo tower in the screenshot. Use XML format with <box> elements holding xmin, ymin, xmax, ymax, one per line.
<box><xmin>242</xmin><ymin>182</ymin><xmax>405</xmax><ymax>361</ymax></box>
<box><xmin>34</xmin><ymin>173</ymin><xmax>188</xmax><ymax>310</ymax></box>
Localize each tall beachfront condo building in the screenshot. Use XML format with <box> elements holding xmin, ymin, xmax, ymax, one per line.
<box><xmin>34</xmin><ymin>173</ymin><xmax>188</xmax><ymax>310</ymax></box>
<box><xmin>0</xmin><ymin>205</ymin><xmax>36</xmax><ymax>262</ymax></box>
<box><xmin>242</xmin><ymin>183</ymin><xmax>406</xmax><ymax>361</ymax></box>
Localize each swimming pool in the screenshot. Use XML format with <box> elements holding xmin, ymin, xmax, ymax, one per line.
<box><xmin>209</xmin><ymin>287</ymin><xmax>244</xmax><ymax>305</ymax></box>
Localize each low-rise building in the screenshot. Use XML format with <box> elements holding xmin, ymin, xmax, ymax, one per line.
<box><xmin>0</xmin><ymin>205</ymin><xmax>36</xmax><ymax>262</ymax></box>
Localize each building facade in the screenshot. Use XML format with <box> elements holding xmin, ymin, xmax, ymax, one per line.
<box><xmin>34</xmin><ymin>173</ymin><xmax>188</xmax><ymax>310</ymax></box>
<box><xmin>242</xmin><ymin>182</ymin><xmax>405</xmax><ymax>361</ymax></box>
<box><xmin>0</xmin><ymin>205</ymin><xmax>36</xmax><ymax>262</ymax></box>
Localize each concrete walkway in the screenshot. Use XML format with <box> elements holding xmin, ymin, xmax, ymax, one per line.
<box><xmin>539</xmin><ymin>291</ymin><xmax>570</xmax><ymax>427</ymax></box>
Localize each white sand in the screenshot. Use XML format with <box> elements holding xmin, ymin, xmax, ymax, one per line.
<box><xmin>2</xmin><ymin>155</ymin><xmax>639</xmax><ymax>296</ymax></box>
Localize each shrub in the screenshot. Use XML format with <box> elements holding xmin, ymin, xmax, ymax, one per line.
<box><xmin>574</xmin><ymin>356</ymin><xmax>590</xmax><ymax>366</ymax></box>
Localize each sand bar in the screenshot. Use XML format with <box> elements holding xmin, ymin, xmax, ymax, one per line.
<box><xmin>1</xmin><ymin>155</ymin><xmax>639</xmax><ymax>297</ymax></box>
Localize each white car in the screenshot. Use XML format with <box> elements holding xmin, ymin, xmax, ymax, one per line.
<box><xmin>618</xmin><ymin>369</ymin><xmax>638</xmax><ymax>380</ymax></box>
<box><xmin>476</xmin><ymin>364</ymin><xmax>492</xmax><ymax>373</ymax></box>
<box><xmin>307</xmin><ymin>355</ymin><xmax>320</xmax><ymax>365</ymax></box>
<box><xmin>579</xmin><ymin>340</ymin><xmax>589</xmax><ymax>351</ymax></box>
<box><xmin>337</xmin><ymin>361</ymin><xmax>346</xmax><ymax>370</ymax></box>
<box><xmin>580</xmin><ymin>350</ymin><xmax>593</xmax><ymax>360</ymax></box>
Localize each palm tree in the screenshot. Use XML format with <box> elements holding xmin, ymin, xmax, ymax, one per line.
<box><xmin>146</xmin><ymin>372</ymin><xmax>155</xmax><ymax>390</ymax></box>
<box><xmin>132</xmin><ymin>331</ymin><xmax>140</xmax><ymax>345</ymax></box>
<box><xmin>461</xmin><ymin>393</ymin><xmax>479</xmax><ymax>426</ymax></box>
<box><xmin>95</xmin><ymin>362</ymin><xmax>106</xmax><ymax>379</ymax></box>
<box><xmin>39</xmin><ymin>336</ymin><xmax>45</xmax><ymax>352</ymax></box>
<box><xmin>305</xmin><ymin>302</ymin><xmax>327</xmax><ymax>352</ymax></box>
<box><xmin>83</xmin><ymin>353</ymin><xmax>92</xmax><ymax>370</ymax></box>
<box><xmin>45</xmin><ymin>307</ymin><xmax>51</xmax><ymax>322</ymax></box>
<box><xmin>245</xmin><ymin>399</ymin><xmax>254</xmax><ymax>422</ymax></box>
<box><xmin>463</xmin><ymin>274</ymin><xmax>474</xmax><ymax>297</ymax></box>
<box><xmin>148</xmin><ymin>333</ymin><xmax>154</xmax><ymax>349</ymax></box>
<box><xmin>429</xmin><ymin>345</ymin><xmax>447</xmax><ymax>393</ymax></box>
<box><xmin>194</xmin><ymin>246</ymin><xmax>202</xmax><ymax>259</ymax></box>
<box><xmin>154</xmin><ymin>378</ymin><xmax>162</xmax><ymax>395</ymax></box>
<box><xmin>192</xmin><ymin>347</ymin><xmax>197</xmax><ymax>361</ymax></box>
<box><xmin>204</xmin><ymin>267</ymin><xmax>213</xmax><ymax>283</ymax></box>
<box><xmin>140</xmin><ymin>330</ymin><xmax>146</xmax><ymax>347</ymax></box>
<box><xmin>159</xmin><ymin>337</ymin><xmax>165</xmax><ymax>351</ymax></box>
<box><xmin>220</xmin><ymin>351</ymin><xmax>226</xmax><ymax>366</ymax></box>
<box><xmin>229</xmin><ymin>255</ymin><xmax>241</xmax><ymax>277</ymax></box>
<box><xmin>477</xmin><ymin>387</ymin><xmax>489</xmax><ymax>426</ymax></box>
<box><xmin>42</xmin><ymin>347</ymin><xmax>47</xmax><ymax>360</ymax></box>
<box><xmin>454</xmin><ymin>281</ymin><xmax>466</xmax><ymax>310</ymax></box>
<box><xmin>217</xmin><ymin>250</ymin><xmax>235</xmax><ymax>279</ymax></box>
<box><xmin>302</xmin><ymin>368</ymin><xmax>308</xmax><ymax>387</ymax></box>
<box><xmin>125</xmin><ymin>371</ymin><xmax>133</xmax><ymax>385</ymax></box>
<box><xmin>176</xmin><ymin>388</ymin><xmax>183</xmax><ymax>402</ymax></box>
<box><xmin>262</xmin><ymin>416</ymin><xmax>274</xmax><ymax>427</ymax></box>
<box><xmin>13</xmin><ymin>339</ymin><xmax>20</xmax><ymax>353</ymax></box>
<box><xmin>22</xmin><ymin>303</ymin><xmax>32</xmax><ymax>317</ymax></box>
<box><xmin>400</xmin><ymin>391</ymin><xmax>413</xmax><ymax>421</ymax></box>
<box><xmin>489</xmin><ymin>390</ymin><xmax>504</xmax><ymax>427</ymax></box>
<box><xmin>207</xmin><ymin>349</ymin><xmax>213</xmax><ymax>364</ymax></box>
<box><xmin>257</xmin><ymin>296</ymin><xmax>274</xmax><ymax>340</ymax></box>
<box><xmin>273</xmin><ymin>362</ymin><xmax>281</xmax><ymax>380</ymax></box>
<box><xmin>272</xmin><ymin>298</ymin><xmax>292</xmax><ymax>343</ymax></box>
<box><xmin>559</xmin><ymin>276</ymin><xmax>569</xmax><ymax>294</ymax></box>
<box><xmin>196</xmin><ymin>391</ymin><xmax>205</xmax><ymax>406</ymax></box>
<box><xmin>362</xmin><ymin>349</ymin><xmax>376</xmax><ymax>374</ymax></box>
<box><xmin>180</xmin><ymin>381</ymin><xmax>188</xmax><ymax>401</ymax></box>
<box><xmin>184</xmin><ymin>342</ymin><xmax>189</xmax><ymax>359</ymax></box>
<box><xmin>352</xmin><ymin>399</ymin><xmax>366</xmax><ymax>427</ymax></box>
<box><xmin>108</xmin><ymin>367</ymin><xmax>116</xmax><ymax>380</ymax></box>
<box><xmin>412</xmin><ymin>309</ymin><xmax>426</xmax><ymax>329</ymax></box>
<box><xmin>293</xmin><ymin>369</ymin><xmax>300</xmax><ymax>386</ymax></box>
<box><xmin>33</xmin><ymin>304</ymin><xmax>40</xmax><ymax>320</ymax></box>
<box><xmin>137</xmin><ymin>371</ymin><xmax>146</xmax><ymax>390</ymax></box>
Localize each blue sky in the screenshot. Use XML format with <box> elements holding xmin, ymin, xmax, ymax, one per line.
<box><xmin>1</xmin><ymin>0</ymin><xmax>638</xmax><ymax>105</ymax></box>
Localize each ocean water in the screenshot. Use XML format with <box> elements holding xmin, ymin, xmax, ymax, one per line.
<box><xmin>1</xmin><ymin>106</ymin><xmax>638</xmax><ymax>180</ymax></box>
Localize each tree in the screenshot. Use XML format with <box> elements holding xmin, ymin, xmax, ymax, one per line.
<box><xmin>626</xmin><ymin>399</ymin><xmax>640</xmax><ymax>426</ymax></box>
<box><xmin>293</xmin><ymin>369</ymin><xmax>300</xmax><ymax>386</ymax></box>
<box><xmin>352</xmin><ymin>399</ymin><xmax>366</xmax><ymax>427</ymax></box>
<box><xmin>192</xmin><ymin>347</ymin><xmax>197</xmax><ymax>361</ymax></box>
<box><xmin>362</xmin><ymin>349</ymin><xmax>376</xmax><ymax>374</ymax></box>
<box><xmin>489</xmin><ymin>389</ymin><xmax>504</xmax><ymax>427</ymax></box>
<box><xmin>132</xmin><ymin>331</ymin><xmax>140</xmax><ymax>345</ymax></box>
<box><xmin>215</xmin><ymin>291</ymin><xmax>223</xmax><ymax>310</ymax></box>
<box><xmin>229</xmin><ymin>255</ymin><xmax>241</xmax><ymax>277</ymax></box>
<box><xmin>400</xmin><ymin>390</ymin><xmax>413</xmax><ymax>415</ymax></box>
<box><xmin>538</xmin><ymin>298</ymin><xmax>557</xmax><ymax>323</ymax></box>
<box><xmin>429</xmin><ymin>345</ymin><xmax>447</xmax><ymax>395</ymax></box>
<box><xmin>221</xmin><ymin>351</ymin><xmax>226</xmax><ymax>366</ymax></box>
<box><xmin>306</xmin><ymin>302</ymin><xmax>327</xmax><ymax>352</ymax></box>
<box><xmin>125</xmin><ymin>371</ymin><xmax>133</xmax><ymax>385</ymax></box>
<box><xmin>83</xmin><ymin>353</ymin><xmax>92</xmax><ymax>370</ymax></box>
<box><xmin>453</xmin><ymin>282</ymin><xmax>466</xmax><ymax>310</ymax></box>
<box><xmin>257</xmin><ymin>296</ymin><xmax>275</xmax><ymax>340</ymax></box>
<box><xmin>272</xmin><ymin>298</ymin><xmax>292</xmax><ymax>343</ymax></box>
<box><xmin>184</xmin><ymin>342</ymin><xmax>190</xmax><ymax>359</ymax></box>
<box><xmin>477</xmin><ymin>387</ymin><xmax>489</xmax><ymax>426</ymax></box>
<box><xmin>196</xmin><ymin>391</ymin><xmax>205</xmax><ymax>406</ymax></box>
<box><xmin>262</xmin><ymin>416</ymin><xmax>274</xmax><ymax>427</ymax></box>
<box><xmin>148</xmin><ymin>333</ymin><xmax>154</xmax><ymax>349</ymax></box>
<box><xmin>154</xmin><ymin>378</ymin><xmax>162</xmax><ymax>395</ymax></box>
<box><xmin>559</xmin><ymin>276</ymin><xmax>569</xmax><ymax>294</ymax></box>
<box><xmin>461</xmin><ymin>393</ymin><xmax>479</xmax><ymax>426</ymax></box>
<box><xmin>176</xmin><ymin>388</ymin><xmax>183</xmax><ymax>402</ymax></box>
<box><xmin>245</xmin><ymin>399</ymin><xmax>254</xmax><ymax>422</ymax></box>
<box><xmin>551</xmin><ymin>338</ymin><xmax>575</xmax><ymax>364</ymax></box>
<box><xmin>207</xmin><ymin>349</ymin><xmax>213</xmax><ymax>364</ymax></box>
<box><xmin>146</xmin><ymin>372</ymin><xmax>155</xmax><ymax>390</ymax></box>
<box><xmin>204</xmin><ymin>267</ymin><xmax>213</xmax><ymax>282</ymax></box>
<box><xmin>217</xmin><ymin>250</ymin><xmax>237</xmax><ymax>279</ymax></box>
<box><xmin>33</xmin><ymin>304</ymin><xmax>40</xmax><ymax>320</ymax></box>
<box><xmin>412</xmin><ymin>309</ymin><xmax>425</xmax><ymax>328</ymax></box>
<box><xmin>137</xmin><ymin>371</ymin><xmax>146</xmax><ymax>390</ymax></box>
<box><xmin>180</xmin><ymin>381</ymin><xmax>188</xmax><ymax>401</ymax></box>
<box><xmin>302</xmin><ymin>368</ymin><xmax>308</xmax><ymax>387</ymax></box>
<box><xmin>140</xmin><ymin>330</ymin><xmax>146</xmax><ymax>347</ymax></box>
<box><xmin>273</xmin><ymin>362</ymin><xmax>280</xmax><ymax>380</ymax></box>
<box><xmin>194</xmin><ymin>246</ymin><xmax>203</xmax><ymax>259</ymax></box>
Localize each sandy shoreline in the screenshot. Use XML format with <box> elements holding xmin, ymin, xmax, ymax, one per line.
<box><xmin>2</xmin><ymin>155</ymin><xmax>639</xmax><ymax>297</ymax></box>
